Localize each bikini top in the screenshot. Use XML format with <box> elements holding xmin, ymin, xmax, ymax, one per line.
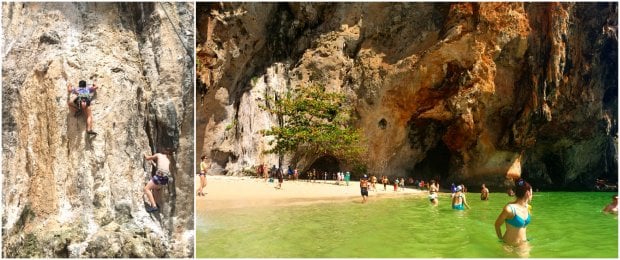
<box><xmin>505</xmin><ymin>204</ymin><xmax>531</xmax><ymax>228</ymax></box>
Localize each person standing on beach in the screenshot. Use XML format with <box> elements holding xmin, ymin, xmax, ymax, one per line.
<box><xmin>270</xmin><ymin>165</ymin><xmax>277</xmax><ymax>179</ymax></box>
<box><xmin>394</xmin><ymin>177</ymin><xmax>399</xmax><ymax>191</ymax></box>
<box><xmin>262</xmin><ymin>164</ymin><xmax>268</xmax><ymax>181</ymax></box>
<box><xmin>494</xmin><ymin>179</ymin><xmax>533</xmax><ymax>250</ymax></box>
<box><xmin>197</xmin><ymin>155</ymin><xmax>208</xmax><ymax>196</ymax></box>
<box><xmin>360</xmin><ymin>175</ymin><xmax>369</xmax><ymax>203</ymax></box>
<box><xmin>336</xmin><ymin>172</ymin><xmax>341</xmax><ymax>185</ymax></box>
<box><xmin>371</xmin><ymin>175</ymin><xmax>378</xmax><ymax>191</ymax></box>
<box><xmin>287</xmin><ymin>165</ymin><xmax>293</xmax><ymax>180</ymax></box>
<box><xmin>382</xmin><ymin>176</ymin><xmax>388</xmax><ymax>191</ymax></box>
<box><xmin>345</xmin><ymin>172</ymin><xmax>350</xmax><ymax>186</ymax></box>
<box><xmin>276</xmin><ymin>167</ymin><xmax>284</xmax><ymax>189</ymax></box>
<box><xmin>481</xmin><ymin>183</ymin><xmax>489</xmax><ymax>200</ymax></box>
<box><xmin>602</xmin><ymin>195</ymin><xmax>618</xmax><ymax>214</ymax></box>
<box><xmin>400</xmin><ymin>177</ymin><xmax>405</xmax><ymax>191</ymax></box>
<box><xmin>256</xmin><ymin>164</ymin><xmax>264</xmax><ymax>180</ymax></box>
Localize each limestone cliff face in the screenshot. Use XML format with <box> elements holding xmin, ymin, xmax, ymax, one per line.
<box><xmin>198</xmin><ymin>3</ymin><xmax>617</xmax><ymax>189</ymax></box>
<box><xmin>2</xmin><ymin>2</ymin><xmax>194</xmax><ymax>257</ymax></box>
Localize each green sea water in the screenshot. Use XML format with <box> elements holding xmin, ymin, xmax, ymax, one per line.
<box><xmin>196</xmin><ymin>192</ymin><xmax>618</xmax><ymax>258</ymax></box>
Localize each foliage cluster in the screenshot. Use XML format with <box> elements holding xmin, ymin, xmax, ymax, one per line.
<box><xmin>260</xmin><ymin>84</ymin><xmax>365</xmax><ymax>164</ymax></box>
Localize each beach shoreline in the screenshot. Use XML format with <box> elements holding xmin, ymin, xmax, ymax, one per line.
<box><xmin>196</xmin><ymin>175</ymin><xmax>430</xmax><ymax>211</ymax></box>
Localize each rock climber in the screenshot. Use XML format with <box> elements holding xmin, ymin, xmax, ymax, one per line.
<box><xmin>67</xmin><ymin>79</ymin><xmax>98</xmax><ymax>136</ymax></box>
<box><xmin>143</xmin><ymin>150</ymin><xmax>172</xmax><ymax>212</ymax></box>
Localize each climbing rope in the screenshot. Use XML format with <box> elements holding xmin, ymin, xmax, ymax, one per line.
<box><xmin>159</xmin><ymin>2</ymin><xmax>193</xmax><ymax>63</ymax></box>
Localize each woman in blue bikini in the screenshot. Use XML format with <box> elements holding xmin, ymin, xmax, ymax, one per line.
<box><xmin>494</xmin><ymin>179</ymin><xmax>532</xmax><ymax>253</ymax></box>
<box><xmin>451</xmin><ymin>185</ymin><xmax>470</xmax><ymax>210</ymax></box>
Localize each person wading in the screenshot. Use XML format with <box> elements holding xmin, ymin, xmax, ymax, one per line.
<box><xmin>197</xmin><ymin>155</ymin><xmax>208</xmax><ymax>196</ymax></box>
<box><xmin>494</xmin><ymin>178</ymin><xmax>534</xmax><ymax>256</ymax></box>
<box><xmin>451</xmin><ymin>185</ymin><xmax>471</xmax><ymax>210</ymax></box>
<box><xmin>481</xmin><ymin>183</ymin><xmax>489</xmax><ymax>200</ymax></box>
<box><xmin>428</xmin><ymin>180</ymin><xmax>439</xmax><ymax>206</ymax></box>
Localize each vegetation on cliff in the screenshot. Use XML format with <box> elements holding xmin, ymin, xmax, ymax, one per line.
<box><xmin>260</xmin><ymin>84</ymin><xmax>366</xmax><ymax>166</ymax></box>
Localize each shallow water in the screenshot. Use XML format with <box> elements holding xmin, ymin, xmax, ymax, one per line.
<box><xmin>196</xmin><ymin>191</ymin><xmax>618</xmax><ymax>258</ymax></box>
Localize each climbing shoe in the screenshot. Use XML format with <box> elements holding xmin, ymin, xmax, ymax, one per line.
<box><xmin>146</xmin><ymin>206</ymin><xmax>159</xmax><ymax>213</ymax></box>
<box><xmin>87</xmin><ymin>130</ymin><xmax>98</xmax><ymax>136</ymax></box>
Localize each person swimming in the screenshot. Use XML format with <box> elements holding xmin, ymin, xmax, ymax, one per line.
<box><xmin>494</xmin><ymin>179</ymin><xmax>533</xmax><ymax>247</ymax></box>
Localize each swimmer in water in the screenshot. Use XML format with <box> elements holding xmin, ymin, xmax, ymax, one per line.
<box><xmin>494</xmin><ymin>179</ymin><xmax>533</xmax><ymax>257</ymax></box>
<box><xmin>452</xmin><ymin>185</ymin><xmax>470</xmax><ymax>210</ymax></box>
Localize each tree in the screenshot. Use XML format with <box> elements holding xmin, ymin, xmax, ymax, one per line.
<box><xmin>260</xmin><ymin>84</ymin><xmax>365</xmax><ymax>166</ymax></box>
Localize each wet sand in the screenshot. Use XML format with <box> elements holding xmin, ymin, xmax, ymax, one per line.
<box><xmin>196</xmin><ymin>175</ymin><xmax>427</xmax><ymax>211</ymax></box>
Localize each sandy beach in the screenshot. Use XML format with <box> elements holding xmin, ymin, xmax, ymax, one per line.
<box><xmin>196</xmin><ymin>175</ymin><xmax>427</xmax><ymax>211</ymax></box>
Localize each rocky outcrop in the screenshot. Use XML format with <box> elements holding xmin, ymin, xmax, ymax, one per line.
<box><xmin>2</xmin><ymin>2</ymin><xmax>194</xmax><ymax>257</ymax></box>
<box><xmin>198</xmin><ymin>2</ymin><xmax>617</xmax><ymax>190</ymax></box>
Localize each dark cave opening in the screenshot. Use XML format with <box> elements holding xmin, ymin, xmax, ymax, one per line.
<box><xmin>407</xmin><ymin>117</ymin><xmax>452</xmax><ymax>184</ymax></box>
<box><xmin>308</xmin><ymin>155</ymin><xmax>341</xmax><ymax>176</ymax></box>
<box><xmin>412</xmin><ymin>141</ymin><xmax>452</xmax><ymax>183</ymax></box>
<box><xmin>541</xmin><ymin>152</ymin><xmax>566</xmax><ymax>188</ymax></box>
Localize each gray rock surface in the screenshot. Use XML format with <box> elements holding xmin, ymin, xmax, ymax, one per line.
<box><xmin>2</xmin><ymin>2</ymin><xmax>194</xmax><ymax>257</ymax></box>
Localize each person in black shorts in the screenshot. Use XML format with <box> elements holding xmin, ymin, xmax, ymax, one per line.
<box><xmin>144</xmin><ymin>151</ymin><xmax>171</xmax><ymax>212</ymax></box>
<box><xmin>360</xmin><ymin>175</ymin><xmax>369</xmax><ymax>203</ymax></box>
